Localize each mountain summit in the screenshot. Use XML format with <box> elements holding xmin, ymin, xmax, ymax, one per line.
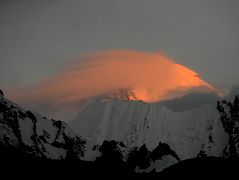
<box><xmin>99</xmin><ymin>88</ymin><xmax>139</xmax><ymax>102</ymax></box>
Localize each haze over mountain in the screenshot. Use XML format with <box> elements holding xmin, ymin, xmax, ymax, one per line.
<box><xmin>6</xmin><ymin>50</ymin><xmax>220</xmax><ymax>120</ymax></box>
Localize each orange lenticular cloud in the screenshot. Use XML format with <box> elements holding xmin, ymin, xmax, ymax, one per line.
<box><xmin>7</xmin><ymin>50</ymin><xmax>219</xmax><ymax>119</ymax></box>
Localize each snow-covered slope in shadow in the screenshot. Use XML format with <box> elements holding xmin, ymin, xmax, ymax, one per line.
<box><xmin>0</xmin><ymin>91</ymin><xmax>85</xmax><ymax>159</ymax></box>
<box><xmin>69</xmin><ymin>99</ymin><xmax>228</xmax><ymax>167</ymax></box>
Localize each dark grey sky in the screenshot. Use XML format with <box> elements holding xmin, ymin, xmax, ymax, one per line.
<box><xmin>1</xmin><ymin>0</ymin><xmax>239</xmax><ymax>94</ymax></box>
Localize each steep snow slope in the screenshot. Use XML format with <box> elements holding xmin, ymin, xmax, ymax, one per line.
<box><xmin>0</xmin><ymin>92</ymin><xmax>85</xmax><ymax>159</ymax></box>
<box><xmin>69</xmin><ymin>99</ymin><xmax>228</xmax><ymax>161</ymax></box>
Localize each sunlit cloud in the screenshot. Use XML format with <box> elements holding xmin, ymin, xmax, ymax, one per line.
<box><xmin>7</xmin><ymin>50</ymin><xmax>220</xmax><ymax>120</ymax></box>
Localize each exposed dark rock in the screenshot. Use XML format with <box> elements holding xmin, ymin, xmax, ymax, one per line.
<box><xmin>150</xmin><ymin>142</ymin><xmax>180</xmax><ymax>162</ymax></box>
<box><xmin>0</xmin><ymin>89</ymin><xmax>3</xmax><ymax>97</ymax></box>
<box><xmin>217</xmin><ymin>95</ymin><xmax>239</xmax><ymax>157</ymax></box>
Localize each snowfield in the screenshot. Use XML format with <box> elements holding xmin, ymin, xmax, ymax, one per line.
<box><xmin>69</xmin><ymin>99</ymin><xmax>228</xmax><ymax>166</ymax></box>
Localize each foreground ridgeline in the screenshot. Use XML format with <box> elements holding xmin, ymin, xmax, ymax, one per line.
<box><xmin>0</xmin><ymin>89</ymin><xmax>86</xmax><ymax>160</ymax></box>
<box><xmin>0</xmin><ymin>89</ymin><xmax>239</xmax><ymax>177</ymax></box>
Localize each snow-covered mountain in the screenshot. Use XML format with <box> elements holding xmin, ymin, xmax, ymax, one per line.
<box><xmin>1</xmin><ymin>88</ymin><xmax>238</xmax><ymax>173</ymax></box>
<box><xmin>0</xmin><ymin>90</ymin><xmax>85</xmax><ymax>159</ymax></box>
<box><xmin>69</xmin><ymin>98</ymin><xmax>229</xmax><ymax>171</ymax></box>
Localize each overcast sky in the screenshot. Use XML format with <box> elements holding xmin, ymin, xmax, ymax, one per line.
<box><xmin>1</xmin><ymin>0</ymin><xmax>239</xmax><ymax>94</ymax></box>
